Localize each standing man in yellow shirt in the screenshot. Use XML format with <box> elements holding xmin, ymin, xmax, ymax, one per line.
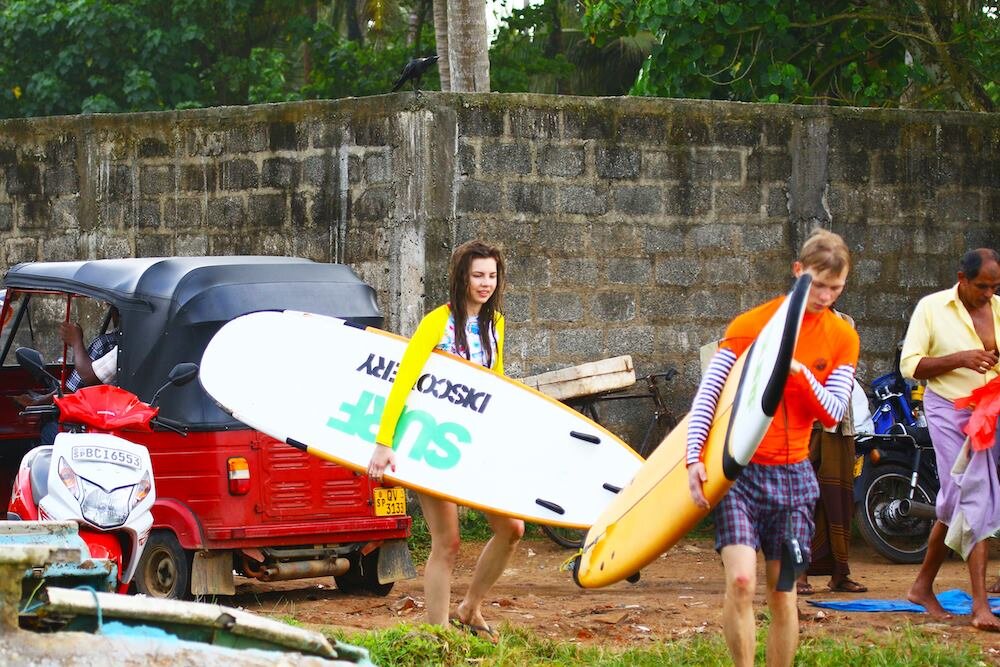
<box><xmin>901</xmin><ymin>248</ymin><xmax>1000</xmax><ymax>631</ymax></box>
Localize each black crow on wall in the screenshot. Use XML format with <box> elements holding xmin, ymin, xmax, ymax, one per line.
<box><xmin>391</xmin><ymin>55</ymin><xmax>440</xmax><ymax>92</ymax></box>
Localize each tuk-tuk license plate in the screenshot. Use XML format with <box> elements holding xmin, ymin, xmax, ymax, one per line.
<box><xmin>373</xmin><ymin>487</ymin><xmax>406</xmax><ymax>516</ymax></box>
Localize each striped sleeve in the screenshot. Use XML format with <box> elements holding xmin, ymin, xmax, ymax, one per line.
<box><xmin>686</xmin><ymin>348</ymin><xmax>737</xmax><ymax>465</ymax></box>
<box><xmin>799</xmin><ymin>363</ymin><xmax>855</xmax><ymax>428</ymax></box>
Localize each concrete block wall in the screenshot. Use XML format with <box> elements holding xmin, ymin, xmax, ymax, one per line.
<box><xmin>1</xmin><ymin>94</ymin><xmax>997</xmax><ymax>431</ymax></box>
<box><xmin>449</xmin><ymin>97</ymin><xmax>999</xmax><ymax>409</ymax></box>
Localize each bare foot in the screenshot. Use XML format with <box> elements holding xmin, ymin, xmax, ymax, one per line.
<box><xmin>988</xmin><ymin>578</ymin><xmax>1000</xmax><ymax>595</ymax></box>
<box><xmin>455</xmin><ymin>601</ymin><xmax>488</xmax><ymax>631</ymax></box>
<box><xmin>907</xmin><ymin>585</ymin><xmax>952</xmax><ymax>619</ymax></box>
<box><xmin>452</xmin><ymin>601</ymin><xmax>498</xmax><ymax>644</ymax></box>
<box><xmin>971</xmin><ymin>606</ymin><xmax>1000</xmax><ymax>632</ymax></box>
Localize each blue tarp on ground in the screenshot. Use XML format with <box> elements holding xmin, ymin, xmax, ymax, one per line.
<box><xmin>808</xmin><ymin>589</ymin><xmax>1000</xmax><ymax>614</ymax></box>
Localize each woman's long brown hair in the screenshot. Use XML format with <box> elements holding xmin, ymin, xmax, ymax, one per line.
<box><xmin>448</xmin><ymin>240</ymin><xmax>505</xmax><ymax>367</ymax></box>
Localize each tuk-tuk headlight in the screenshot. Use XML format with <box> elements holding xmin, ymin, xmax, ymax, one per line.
<box><xmin>58</xmin><ymin>457</ymin><xmax>81</xmax><ymax>500</ymax></box>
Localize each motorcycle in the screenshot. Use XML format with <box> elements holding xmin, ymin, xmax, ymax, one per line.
<box><xmin>853</xmin><ymin>356</ymin><xmax>939</xmax><ymax>564</ymax></box>
<box><xmin>7</xmin><ymin>347</ymin><xmax>198</xmax><ymax>592</ymax></box>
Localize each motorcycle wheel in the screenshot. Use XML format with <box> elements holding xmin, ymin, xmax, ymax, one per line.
<box><xmin>855</xmin><ymin>463</ymin><xmax>935</xmax><ymax>565</ymax></box>
<box><xmin>334</xmin><ymin>549</ymin><xmax>394</xmax><ymax>596</ymax></box>
<box><xmin>540</xmin><ymin>525</ymin><xmax>586</xmax><ymax>549</ymax></box>
<box><xmin>135</xmin><ymin>530</ymin><xmax>192</xmax><ymax>600</ymax></box>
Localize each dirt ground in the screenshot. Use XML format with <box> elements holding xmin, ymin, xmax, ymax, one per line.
<box><xmin>232</xmin><ymin>536</ymin><xmax>1000</xmax><ymax>655</ymax></box>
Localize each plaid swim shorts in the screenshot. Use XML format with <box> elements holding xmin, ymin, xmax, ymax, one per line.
<box><xmin>713</xmin><ymin>459</ymin><xmax>820</xmax><ymax>561</ymax></box>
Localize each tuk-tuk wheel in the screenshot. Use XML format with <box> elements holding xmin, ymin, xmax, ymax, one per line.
<box><xmin>135</xmin><ymin>530</ymin><xmax>192</xmax><ymax>600</ymax></box>
<box><xmin>334</xmin><ymin>549</ymin><xmax>394</xmax><ymax>597</ymax></box>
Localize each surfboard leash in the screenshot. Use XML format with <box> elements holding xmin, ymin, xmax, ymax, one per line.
<box><xmin>558</xmin><ymin>549</ymin><xmax>583</xmax><ymax>573</ymax></box>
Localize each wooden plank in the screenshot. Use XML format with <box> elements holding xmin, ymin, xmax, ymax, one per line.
<box><xmin>520</xmin><ymin>355</ymin><xmax>636</xmax><ymax>401</ymax></box>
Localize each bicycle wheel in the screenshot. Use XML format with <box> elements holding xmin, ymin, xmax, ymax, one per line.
<box><xmin>636</xmin><ymin>410</ymin><xmax>680</xmax><ymax>458</ymax></box>
<box><xmin>540</xmin><ymin>524</ymin><xmax>586</xmax><ymax>549</ymax></box>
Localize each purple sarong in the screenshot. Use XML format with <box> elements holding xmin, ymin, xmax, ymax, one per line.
<box><xmin>924</xmin><ymin>388</ymin><xmax>1000</xmax><ymax>559</ymax></box>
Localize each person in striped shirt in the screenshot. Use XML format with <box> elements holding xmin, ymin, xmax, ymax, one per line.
<box><xmin>686</xmin><ymin>228</ymin><xmax>860</xmax><ymax>667</ymax></box>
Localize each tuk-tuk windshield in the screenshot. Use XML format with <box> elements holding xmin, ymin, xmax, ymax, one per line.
<box><xmin>0</xmin><ymin>292</ymin><xmax>115</xmax><ymax>375</ymax></box>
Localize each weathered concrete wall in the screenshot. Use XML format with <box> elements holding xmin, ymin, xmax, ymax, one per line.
<box><xmin>1</xmin><ymin>94</ymin><xmax>998</xmax><ymax>422</ymax></box>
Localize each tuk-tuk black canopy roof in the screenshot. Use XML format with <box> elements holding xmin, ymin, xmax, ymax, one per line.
<box><xmin>4</xmin><ymin>257</ymin><xmax>383</xmax><ymax>429</ymax></box>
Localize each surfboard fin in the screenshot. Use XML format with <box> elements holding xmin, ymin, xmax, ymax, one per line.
<box><xmin>602</xmin><ymin>483</ymin><xmax>622</xmax><ymax>494</ymax></box>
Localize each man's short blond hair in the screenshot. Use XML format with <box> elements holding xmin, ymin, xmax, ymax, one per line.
<box><xmin>799</xmin><ymin>228</ymin><xmax>850</xmax><ymax>275</ymax></box>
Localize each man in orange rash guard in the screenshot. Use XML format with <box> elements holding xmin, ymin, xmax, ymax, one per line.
<box><xmin>686</xmin><ymin>228</ymin><xmax>860</xmax><ymax>667</ymax></box>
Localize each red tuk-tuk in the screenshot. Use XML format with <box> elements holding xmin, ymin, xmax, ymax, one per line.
<box><xmin>0</xmin><ymin>256</ymin><xmax>413</xmax><ymax>599</ymax></box>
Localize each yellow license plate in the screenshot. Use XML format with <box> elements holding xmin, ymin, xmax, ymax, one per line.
<box><xmin>853</xmin><ymin>456</ymin><xmax>865</xmax><ymax>479</ymax></box>
<box><xmin>373</xmin><ymin>487</ymin><xmax>407</xmax><ymax>517</ymax></box>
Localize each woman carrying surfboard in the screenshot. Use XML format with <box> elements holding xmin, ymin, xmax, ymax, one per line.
<box><xmin>367</xmin><ymin>240</ymin><xmax>522</xmax><ymax>643</ymax></box>
<box><xmin>686</xmin><ymin>228</ymin><xmax>860</xmax><ymax>667</ymax></box>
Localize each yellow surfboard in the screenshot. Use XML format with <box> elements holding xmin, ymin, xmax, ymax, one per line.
<box><xmin>574</xmin><ymin>275</ymin><xmax>811</xmax><ymax>588</ymax></box>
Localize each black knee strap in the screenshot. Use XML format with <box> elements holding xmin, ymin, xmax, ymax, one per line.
<box><xmin>776</xmin><ymin>537</ymin><xmax>807</xmax><ymax>593</ymax></box>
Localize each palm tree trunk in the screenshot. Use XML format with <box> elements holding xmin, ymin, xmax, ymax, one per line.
<box><xmin>446</xmin><ymin>0</ymin><xmax>490</xmax><ymax>92</ymax></box>
<box><xmin>304</xmin><ymin>1</ymin><xmax>319</xmax><ymax>81</ymax></box>
<box><xmin>433</xmin><ymin>0</ymin><xmax>451</xmax><ymax>91</ymax></box>
<box><xmin>411</xmin><ymin>0</ymin><xmax>431</xmax><ymax>56</ymax></box>
<box><xmin>346</xmin><ymin>0</ymin><xmax>364</xmax><ymax>44</ymax></box>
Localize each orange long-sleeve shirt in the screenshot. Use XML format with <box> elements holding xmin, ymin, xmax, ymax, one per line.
<box><xmin>720</xmin><ymin>297</ymin><xmax>860</xmax><ymax>465</ymax></box>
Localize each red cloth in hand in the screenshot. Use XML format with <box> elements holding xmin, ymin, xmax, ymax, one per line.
<box><xmin>954</xmin><ymin>376</ymin><xmax>1000</xmax><ymax>452</ymax></box>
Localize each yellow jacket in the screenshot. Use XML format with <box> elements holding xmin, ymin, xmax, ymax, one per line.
<box><xmin>375</xmin><ymin>304</ymin><xmax>505</xmax><ymax>447</ymax></box>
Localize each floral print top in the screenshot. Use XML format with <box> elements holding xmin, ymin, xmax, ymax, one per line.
<box><xmin>438</xmin><ymin>311</ymin><xmax>496</xmax><ymax>369</ymax></box>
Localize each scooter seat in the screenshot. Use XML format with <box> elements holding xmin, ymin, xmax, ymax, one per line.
<box><xmin>29</xmin><ymin>448</ymin><xmax>52</xmax><ymax>503</ymax></box>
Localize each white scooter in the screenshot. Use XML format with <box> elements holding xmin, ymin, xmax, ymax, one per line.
<box><xmin>8</xmin><ymin>348</ymin><xmax>198</xmax><ymax>592</ymax></box>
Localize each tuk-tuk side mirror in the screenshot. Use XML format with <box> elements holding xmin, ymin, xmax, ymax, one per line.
<box><xmin>168</xmin><ymin>362</ymin><xmax>199</xmax><ymax>387</ymax></box>
<box><xmin>149</xmin><ymin>362</ymin><xmax>199</xmax><ymax>406</ymax></box>
<box><xmin>15</xmin><ymin>347</ymin><xmax>62</xmax><ymax>397</ymax></box>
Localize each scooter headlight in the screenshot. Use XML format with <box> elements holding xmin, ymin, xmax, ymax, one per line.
<box><xmin>79</xmin><ymin>481</ymin><xmax>133</xmax><ymax>529</ymax></box>
<box><xmin>58</xmin><ymin>457</ymin><xmax>82</xmax><ymax>500</ymax></box>
<box><xmin>130</xmin><ymin>471</ymin><xmax>152</xmax><ymax>508</ymax></box>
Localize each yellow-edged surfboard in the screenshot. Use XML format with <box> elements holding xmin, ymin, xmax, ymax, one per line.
<box><xmin>573</xmin><ymin>274</ymin><xmax>811</xmax><ymax>588</ymax></box>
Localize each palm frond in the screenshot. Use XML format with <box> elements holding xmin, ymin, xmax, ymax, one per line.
<box><xmin>567</xmin><ymin>31</ymin><xmax>655</xmax><ymax>95</ymax></box>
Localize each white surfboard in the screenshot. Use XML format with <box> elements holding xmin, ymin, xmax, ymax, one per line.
<box><xmin>199</xmin><ymin>311</ymin><xmax>644</xmax><ymax>528</ymax></box>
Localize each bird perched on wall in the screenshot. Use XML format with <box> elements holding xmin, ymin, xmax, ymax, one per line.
<box><xmin>391</xmin><ymin>55</ymin><xmax>439</xmax><ymax>93</ymax></box>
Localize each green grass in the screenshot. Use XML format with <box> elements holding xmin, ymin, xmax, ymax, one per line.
<box><xmin>272</xmin><ymin>614</ymin><xmax>303</xmax><ymax>627</ymax></box>
<box><xmin>329</xmin><ymin>622</ymin><xmax>986</xmax><ymax>667</ymax></box>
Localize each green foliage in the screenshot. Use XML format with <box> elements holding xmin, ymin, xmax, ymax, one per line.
<box><xmin>0</xmin><ymin>0</ymin><xmax>310</xmax><ymax>116</ymax></box>
<box><xmin>304</xmin><ymin>22</ymin><xmax>439</xmax><ymax>100</ymax></box>
<box><xmin>489</xmin><ymin>0</ymin><xmax>655</xmax><ymax>96</ymax></box>
<box><xmin>489</xmin><ymin>2</ymin><xmax>575</xmax><ymax>94</ymax></box>
<box><xmin>582</xmin><ymin>0</ymin><xmax>999</xmax><ymax>110</ymax></box>
<box><xmin>0</xmin><ymin>0</ymin><xmax>437</xmax><ymax>118</ymax></box>
<box><xmin>3</xmin><ymin>0</ymin><xmax>992</xmax><ymax>116</ymax></box>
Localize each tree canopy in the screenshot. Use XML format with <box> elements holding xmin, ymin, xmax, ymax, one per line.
<box><xmin>0</xmin><ymin>0</ymin><xmax>995</xmax><ymax>118</ymax></box>
<box><xmin>0</xmin><ymin>0</ymin><xmax>438</xmax><ymax>117</ymax></box>
<box><xmin>582</xmin><ymin>0</ymin><xmax>999</xmax><ymax>111</ymax></box>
